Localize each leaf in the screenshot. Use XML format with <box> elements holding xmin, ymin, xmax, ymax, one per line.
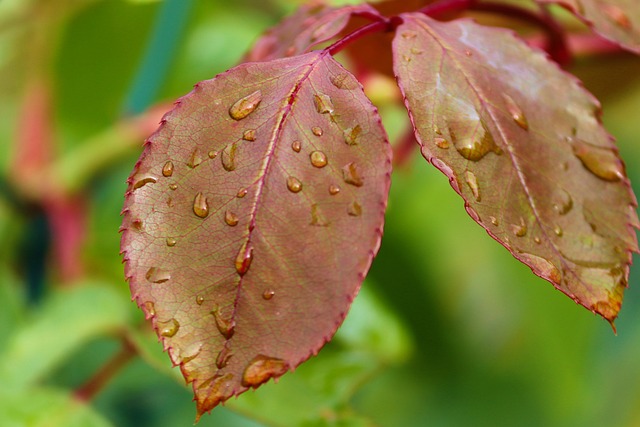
<box><xmin>538</xmin><ymin>0</ymin><xmax>640</xmax><ymax>53</ymax></box>
<box><xmin>243</xmin><ymin>1</ymin><xmax>382</xmax><ymax>62</ymax></box>
<box><xmin>392</xmin><ymin>14</ymin><xmax>639</xmax><ymax>324</ymax></box>
<box><xmin>121</xmin><ymin>51</ymin><xmax>392</xmax><ymax>418</ymax></box>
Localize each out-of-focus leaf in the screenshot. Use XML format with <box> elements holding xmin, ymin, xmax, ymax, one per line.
<box><xmin>0</xmin><ymin>281</ymin><xmax>131</xmax><ymax>388</ymax></box>
<box><xmin>393</xmin><ymin>14</ymin><xmax>639</xmax><ymax>323</ymax></box>
<box><xmin>121</xmin><ymin>51</ymin><xmax>391</xmax><ymax>417</ymax></box>
<box><xmin>0</xmin><ymin>386</ymin><xmax>113</xmax><ymax>427</ymax></box>
<box><xmin>538</xmin><ymin>0</ymin><xmax>640</xmax><ymax>53</ymax></box>
<box><xmin>244</xmin><ymin>2</ymin><xmax>382</xmax><ymax>62</ymax></box>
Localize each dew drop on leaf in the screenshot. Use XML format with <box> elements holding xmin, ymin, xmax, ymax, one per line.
<box><xmin>314</xmin><ymin>93</ymin><xmax>334</xmax><ymax>114</ymax></box>
<box><xmin>554</xmin><ymin>225</ymin><xmax>563</xmax><ymax>237</ymax></box>
<box><xmin>131</xmin><ymin>219</ymin><xmax>143</xmax><ymax>231</ymax></box>
<box><xmin>342</xmin><ymin>162</ymin><xmax>364</xmax><ymax>187</ymax></box>
<box><xmin>187</xmin><ymin>148</ymin><xmax>203</xmax><ymax>169</ymax></box>
<box><xmin>286</xmin><ymin>176</ymin><xmax>303</xmax><ymax>193</ymax></box>
<box><xmin>310</xmin><ymin>151</ymin><xmax>328</xmax><ymax>168</ymax></box>
<box><xmin>133</xmin><ymin>175</ymin><xmax>158</xmax><ymax>190</ymax></box>
<box><xmin>193</xmin><ymin>192</ymin><xmax>210</xmax><ymax>218</ymax></box>
<box><xmin>503</xmin><ymin>94</ymin><xmax>529</xmax><ymax>130</ymax></box>
<box><xmin>534</xmin><ymin>237</ymin><xmax>542</xmax><ymax>244</ymax></box>
<box><xmin>330</xmin><ymin>73</ymin><xmax>350</xmax><ymax>89</ymax></box>
<box><xmin>329</xmin><ymin>184</ymin><xmax>340</xmax><ymax>195</ymax></box>
<box><xmin>572</xmin><ymin>139</ymin><xmax>625</xmax><ymax>182</ymax></box>
<box><xmin>518</xmin><ymin>253</ymin><xmax>562</xmax><ymax>283</ymax></box>
<box><xmin>225</xmin><ymin>210</ymin><xmax>239</xmax><ymax>226</ymax></box>
<box><xmin>291</xmin><ymin>140</ymin><xmax>301</xmax><ymax>152</ymax></box>
<box><xmin>216</xmin><ymin>347</ymin><xmax>233</xmax><ymax>369</ymax></box>
<box><xmin>229</xmin><ymin>90</ymin><xmax>262</xmax><ymax>121</ymax></box>
<box><xmin>490</xmin><ymin>216</ymin><xmax>499</xmax><ymax>226</ymax></box>
<box><xmin>347</xmin><ymin>201</ymin><xmax>362</xmax><ymax>217</ymax></box>
<box><xmin>208</xmin><ymin>150</ymin><xmax>218</xmax><ymax>159</ymax></box>
<box><xmin>435</xmin><ymin>137</ymin><xmax>449</xmax><ymax>149</ymax></box>
<box><xmin>511</xmin><ymin>218</ymin><xmax>527</xmax><ymax>237</ymax></box>
<box><xmin>196</xmin><ymin>295</ymin><xmax>205</xmax><ymax>305</ymax></box>
<box><xmin>158</xmin><ymin>318</ymin><xmax>180</xmax><ymax>338</ymax></box>
<box><xmin>211</xmin><ymin>307</ymin><xmax>235</xmax><ymax>339</ymax></box>
<box><xmin>235</xmin><ymin>241</ymin><xmax>253</xmax><ymax>276</ymax></box>
<box><xmin>401</xmin><ymin>31</ymin><xmax>417</xmax><ymax>39</ymax></box>
<box><xmin>236</xmin><ymin>188</ymin><xmax>248</xmax><ymax>198</ymax></box>
<box><xmin>344</xmin><ymin>125</ymin><xmax>361</xmax><ymax>145</ymax></box>
<box><xmin>241</xmin><ymin>355</ymin><xmax>289</xmax><ymax>388</ymax></box>
<box><xmin>142</xmin><ymin>301</ymin><xmax>156</xmax><ymax>317</ymax></box>
<box><xmin>464</xmin><ymin>170</ymin><xmax>480</xmax><ymax>201</ymax></box>
<box><xmin>162</xmin><ymin>161</ymin><xmax>174</xmax><ymax>177</ymax></box>
<box><xmin>310</xmin><ymin>203</ymin><xmax>329</xmax><ymax>227</ymax></box>
<box><xmin>222</xmin><ymin>142</ymin><xmax>238</xmax><ymax>171</ymax></box>
<box><xmin>146</xmin><ymin>267</ymin><xmax>171</xmax><ymax>284</ymax></box>
<box><xmin>312</xmin><ymin>126</ymin><xmax>323</xmax><ymax>136</ymax></box>
<box><xmin>169</xmin><ymin>183</ymin><xmax>178</xmax><ymax>191</ymax></box>
<box><xmin>262</xmin><ymin>289</ymin><xmax>275</xmax><ymax>300</ymax></box>
<box><xmin>451</xmin><ymin>121</ymin><xmax>500</xmax><ymax>161</ymax></box>
<box><xmin>553</xmin><ymin>188</ymin><xmax>573</xmax><ymax>215</ymax></box>
<box><xmin>166</xmin><ymin>237</ymin><xmax>177</xmax><ymax>247</ymax></box>
<box><xmin>243</xmin><ymin>129</ymin><xmax>257</xmax><ymax>141</ymax></box>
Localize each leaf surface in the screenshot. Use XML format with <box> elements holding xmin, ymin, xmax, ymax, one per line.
<box><xmin>121</xmin><ymin>51</ymin><xmax>391</xmax><ymax>417</ymax></box>
<box><xmin>244</xmin><ymin>2</ymin><xmax>381</xmax><ymax>62</ymax></box>
<box><xmin>393</xmin><ymin>14</ymin><xmax>638</xmax><ymax>323</ymax></box>
<box><xmin>538</xmin><ymin>0</ymin><xmax>640</xmax><ymax>53</ymax></box>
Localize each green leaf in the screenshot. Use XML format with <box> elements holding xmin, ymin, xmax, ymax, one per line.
<box><xmin>393</xmin><ymin>14</ymin><xmax>639</xmax><ymax>324</ymax></box>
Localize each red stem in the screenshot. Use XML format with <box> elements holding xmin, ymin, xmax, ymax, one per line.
<box><xmin>419</xmin><ymin>0</ymin><xmax>476</xmax><ymax>17</ymax></box>
<box><xmin>327</xmin><ymin>17</ymin><xmax>397</xmax><ymax>56</ymax></box>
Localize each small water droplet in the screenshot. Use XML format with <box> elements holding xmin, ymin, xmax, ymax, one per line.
<box><xmin>216</xmin><ymin>347</ymin><xmax>233</xmax><ymax>369</ymax></box>
<box><xmin>237</xmin><ymin>188</ymin><xmax>248</xmax><ymax>198</ymax></box>
<box><xmin>534</xmin><ymin>236</ymin><xmax>542</xmax><ymax>244</ymax></box>
<box><xmin>241</xmin><ymin>355</ymin><xmax>289</xmax><ymax>387</ymax></box>
<box><xmin>435</xmin><ymin>137</ymin><xmax>449</xmax><ymax>149</ymax></box>
<box><xmin>329</xmin><ymin>184</ymin><xmax>340</xmax><ymax>195</ymax></box>
<box><xmin>464</xmin><ymin>171</ymin><xmax>480</xmax><ymax>201</ymax></box>
<box><xmin>342</xmin><ymin>125</ymin><xmax>362</xmax><ymax>146</ymax></box>
<box><xmin>287</xmin><ymin>176</ymin><xmax>303</xmax><ymax>193</ymax></box>
<box><xmin>347</xmin><ymin>201</ymin><xmax>362</xmax><ymax>217</ymax></box>
<box><xmin>133</xmin><ymin>175</ymin><xmax>157</xmax><ymax>190</ymax></box>
<box><xmin>193</xmin><ymin>192</ymin><xmax>209</xmax><ymax>218</ymax></box>
<box><xmin>146</xmin><ymin>267</ymin><xmax>171</xmax><ymax>283</ymax></box>
<box><xmin>314</xmin><ymin>93</ymin><xmax>334</xmax><ymax>114</ymax></box>
<box><xmin>225</xmin><ymin>211</ymin><xmax>239</xmax><ymax>226</ymax></box>
<box><xmin>158</xmin><ymin>318</ymin><xmax>180</xmax><ymax>338</ymax></box>
<box><xmin>187</xmin><ymin>149</ymin><xmax>203</xmax><ymax>168</ymax></box>
<box><xmin>310</xmin><ymin>151</ymin><xmax>328</xmax><ymax>168</ymax></box>
<box><xmin>511</xmin><ymin>218</ymin><xmax>527</xmax><ymax>237</ymax></box>
<box><xmin>166</xmin><ymin>237</ymin><xmax>177</xmax><ymax>247</ymax></box>
<box><xmin>603</xmin><ymin>4</ymin><xmax>632</xmax><ymax>29</ymax></box>
<box><xmin>142</xmin><ymin>301</ymin><xmax>155</xmax><ymax>317</ymax></box>
<box><xmin>434</xmin><ymin>125</ymin><xmax>443</xmax><ymax>135</ymax></box>
<box><xmin>465</xmin><ymin>49</ymin><xmax>473</xmax><ymax>57</ymax></box>
<box><xmin>312</xmin><ymin>126</ymin><xmax>323</xmax><ymax>136</ymax></box>
<box><xmin>490</xmin><ymin>216</ymin><xmax>499</xmax><ymax>226</ymax></box>
<box><xmin>243</xmin><ymin>129</ymin><xmax>256</xmax><ymax>141</ymax></box>
<box><xmin>518</xmin><ymin>253</ymin><xmax>562</xmax><ymax>283</ymax></box>
<box><xmin>503</xmin><ymin>94</ymin><xmax>528</xmax><ymax>130</ymax></box>
<box><xmin>211</xmin><ymin>306</ymin><xmax>235</xmax><ymax>339</ymax></box>
<box><xmin>263</xmin><ymin>289</ymin><xmax>275</xmax><ymax>300</ymax></box>
<box><xmin>553</xmin><ymin>188</ymin><xmax>573</xmax><ymax>215</ymax></box>
<box><xmin>330</xmin><ymin>73</ymin><xmax>353</xmax><ymax>90</ymax></box>
<box><xmin>131</xmin><ymin>219</ymin><xmax>143</xmax><ymax>231</ymax></box>
<box><xmin>162</xmin><ymin>161</ymin><xmax>174</xmax><ymax>177</ymax></box>
<box><xmin>169</xmin><ymin>183</ymin><xmax>178</xmax><ymax>190</ymax></box>
<box><xmin>401</xmin><ymin>31</ymin><xmax>417</xmax><ymax>39</ymax></box>
<box><xmin>451</xmin><ymin>120</ymin><xmax>501</xmax><ymax>161</ymax></box>
<box><xmin>221</xmin><ymin>142</ymin><xmax>238</xmax><ymax>171</ymax></box>
<box><xmin>554</xmin><ymin>225</ymin><xmax>563</xmax><ymax>237</ymax></box>
<box><xmin>572</xmin><ymin>139</ymin><xmax>624</xmax><ymax>182</ymax></box>
<box><xmin>235</xmin><ymin>241</ymin><xmax>253</xmax><ymax>275</ymax></box>
<box><xmin>342</xmin><ymin>162</ymin><xmax>364</xmax><ymax>187</ymax></box>
<box><xmin>291</xmin><ymin>140</ymin><xmax>301</xmax><ymax>152</ymax></box>
<box><xmin>403</xmin><ymin>55</ymin><xmax>411</xmax><ymax>62</ymax></box>
<box><xmin>310</xmin><ymin>203</ymin><xmax>329</xmax><ymax>226</ymax></box>
<box><xmin>229</xmin><ymin>90</ymin><xmax>262</xmax><ymax>120</ymax></box>
<box><xmin>196</xmin><ymin>295</ymin><xmax>205</xmax><ymax>305</ymax></box>
<box><xmin>411</xmin><ymin>47</ymin><xmax>424</xmax><ymax>55</ymax></box>
<box><xmin>208</xmin><ymin>150</ymin><xmax>218</xmax><ymax>159</ymax></box>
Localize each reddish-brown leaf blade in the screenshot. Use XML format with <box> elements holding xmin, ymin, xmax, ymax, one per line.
<box><xmin>121</xmin><ymin>52</ymin><xmax>391</xmax><ymax>418</ymax></box>
<box><xmin>538</xmin><ymin>0</ymin><xmax>640</xmax><ymax>53</ymax></box>
<box><xmin>393</xmin><ymin>14</ymin><xmax>639</xmax><ymax>323</ymax></box>
<box><xmin>244</xmin><ymin>2</ymin><xmax>382</xmax><ymax>62</ymax></box>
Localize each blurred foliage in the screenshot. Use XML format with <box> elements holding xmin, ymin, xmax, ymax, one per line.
<box><xmin>0</xmin><ymin>0</ymin><xmax>639</xmax><ymax>426</ymax></box>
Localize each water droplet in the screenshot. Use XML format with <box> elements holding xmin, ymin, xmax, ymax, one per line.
<box><xmin>554</xmin><ymin>225</ymin><xmax>563</xmax><ymax>237</ymax></box>
<box><xmin>229</xmin><ymin>90</ymin><xmax>262</xmax><ymax>120</ymax></box>
<box><xmin>435</xmin><ymin>137</ymin><xmax>449</xmax><ymax>149</ymax></box>
<box><xmin>241</xmin><ymin>355</ymin><xmax>289</xmax><ymax>387</ymax></box>
<box><xmin>603</xmin><ymin>4</ymin><xmax>631</xmax><ymax>29</ymax></box>
<box><xmin>314</xmin><ymin>93</ymin><xmax>334</xmax><ymax>114</ymax></box>
<box><xmin>196</xmin><ymin>295</ymin><xmax>205</xmax><ymax>305</ymax></box>
<box><xmin>490</xmin><ymin>216</ymin><xmax>499</xmax><ymax>226</ymax></box>
<box><xmin>131</xmin><ymin>219</ymin><xmax>143</xmax><ymax>231</ymax></box>
<box><xmin>291</xmin><ymin>140</ymin><xmax>301</xmax><ymax>152</ymax></box>
<box><xmin>503</xmin><ymin>94</ymin><xmax>528</xmax><ymax>130</ymax></box>
<box><xmin>211</xmin><ymin>307</ymin><xmax>235</xmax><ymax>339</ymax></box>
<box><xmin>169</xmin><ymin>183</ymin><xmax>178</xmax><ymax>190</ymax></box>
<box><xmin>178</xmin><ymin>343</ymin><xmax>202</xmax><ymax>364</ymax></box>
<box><xmin>329</xmin><ymin>184</ymin><xmax>340</xmax><ymax>195</ymax></box>
<box><xmin>221</xmin><ymin>142</ymin><xmax>238</xmax><ymax>171</ymax></box>
<box><xmin>511</xmin><ymin>218</ymin><xmax>527</xmax><ymax>237</ymax></box>
<box><xmin>198</xmin><ymin>373</ymin><xmax>234</xmax><ymax>399</ymax></box>
<box><xmin>287</xmin><ymin>176</ymin><xmax>303</xmax><ymax>193</ymax></box>
<box><xmin>411</xmin><ymin>47</ymin><xmax>424</xmax><ymax>55</ymax></box>
<box><xmin>216</xmin><ymin>347</ymin><xmax>233</xmax><ymax>369</ymax></box>
<box><xmin>434</xmin><ymin>125</ymin><xmax>443</xmax><ymax>135</ymax></box>
<box><xmin>142</xmin><ymin>301</ymin><xmax>155</xmax><ymax>317</ymax></box>
<box><xmin>193</xmin><ymin>192</ymin><xmax>209</xmax><ymax>218</ymax></box>
<box><xmin>208</xmin><ymin>150</ymin><xmax>218</xmax><ymax>159</ymax></box>
<box><xmin>465</xmin><ymin>49</ymin><xmax>473</xmax><ymax>57</ymax></box>
<box><xmin>158</xmin><ymin>318</ymin><xmax>180</xmax><ymax>338</ymax></box>
<box><xmin>133</xmin><ymin>175</ymin><xmax>157</xmax><ymax>190</ymax></box>
<box><xmin>451</xmin><ymin>120</ymin><xmax>501</xmax><ymax>161</ymax></box>
<box><xmin>187</xmin><ymin>149</ymin><xmax>203</xmax><ymax>169</ymax></box>
<box><xmin>146</xmin><ymin>267</ymin><xmax>171</xmax><ymax>283</ymax></box>
<box><xmin>162</xmin><ymin>161</ymin><xmax>174</xmax><ymax>177</ymax></box>
<box><xmin>235</xmin><ymin>241</ymin><xmax>253</xmax><ymax>275</ymax></box>
<box><xmin>534</xmin><ymin>236</ymin><xmax>542</xmax><ymax>244</ymax></box>
<box><xmin>342</xmin><ymin>162</ymin><xmax>364</xmax><ymax>187</ymax></box>
<box><xmin>262</xmin><ymin>289</ymin><xmax>275</xmax><ymax>300</ymax></box>
<box><xmin>572</xmin><ymin>139</ymin><xmax>624</xmax><ymax>182</ymax></box>
<box><xmin>310</xmin><ymin>203</ymin><xmax>329</xmax><ymax>226</ymax></box>
<box><xmin>225</xmin><ymin>210</ymin><xmax>239</xmax><ymax>226</ymax></box>
<box><xmin>347</xmin><ymin>201</ymin><xmax>362</xmax><ymax>217</ymax></box>
<box><xmin>330</xmin><ymin>73</ymin><xmax>353</xmax><ymax>90</ymax></box>
<box><xmin>553</xmin><ymin>188</ymin><xmax>573</xmax><ymax>215</ymax></box>
<box><xmin>518</xmin><ymin>253</ymin><xmax>562</xmax><ymax>283</ymax></box>
<box><xmin>237</xmin><ymin>188</ymin><xmax>248</xmax><ymax>198</ymax></box>
<box><xmin>310</xmin><ymin>151</ymin><xmax>328</xmax><ymax>168</ymax></box>
<box><xmin>344</xmin><ymin>125</ymin><xmax>362</xmax><ymax>145</ymax></box>
<box><xmin>166</xmin><ymin>237</ymin><xmax>177</xmax><ymax>247</ymax></box>
<box><xmin>312</xmin><ymin>126</ymin><xmax>323</xmax><ymax>136</ymax></box>
<box><xmin>243</xmin><ymin>129</ymin><xmax>256</xmax><ymax>141</ymax></box>
<box><xmin>464</xmin><ymin>171</ymin><xmax>480</xmax><ymax>201</ymax></box>
<box><xmin>401</xmin><ymin>31</ymin><xmax>417</xmax><ymax>39</ymax></box>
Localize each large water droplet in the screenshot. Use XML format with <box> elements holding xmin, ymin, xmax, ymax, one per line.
<box><xmin>451</xmin><ymin>120</ymin><xmax>501</xmax><ymax>161</ymax></box>
<box><xmin>314</xmin><ymin>93</ymin><xmax>334</xmax><ymax>114</ymax></box>
<box><xmin>344</xmin><ymin>125</ymin><xmax>362</xmax><ymax>145</ymax></box>
<box><xmin>342</xmin><ymin>162</ymin><xmax>364</xmax><ymax>187</ymax></box>
<box><xmin>146</xmin><ymin>267</ymin><xmax>171</xmax><ymax>283</ymax></box>
<box><xmin>216</xmin><ymin>347</ymin><xmax>233</xmax><ymax>369</ymax></box>
<box><xmin>166</xmin><ymin>237</ymin><xmax>177</xmax><ymax>247</ymax></box>
<box><xmin>243</xmin><ymin>129</ymin><xmax>256</xmax><ymax>141</ymax></box>
<box><xmin>287</xmin><ymin>176</ymin><xmax>303</xmax><ymax>193</ymax></box>
<box><xmin>310</xmin><ymin>151</ymin><xmax>328</xmax><ymax>168</ymax></box>
<box><xmin>142</xmin><ymin>301</ymin><xmax>156</xmax><ymax>317</ymax></box>
<box><xmin>348</xmin><ymin>201</ymin><xmax>362</xmax><ymax>217</ymax></box>
<box><xmin>187</xmin><ymin>148</ymin><xmax>203</xmax><ymax>168</ymax></box>
<box><xmin>329</xmin><ymin>184</ymin><xmax>340</xmax><ymax>195</ymax></box>
<box><xmin>211</xmin><ymin>307</ymin><xmax>235</xmax><ymax>339</ymax></box>
<box><xmin>229</xmin><ymin>90</ymin><xmax>262</xmax><ymax>120</ymax></box>
<box><xmin>162</xmin><ymin>161</ymin><xmax>174</xmax><ymax>177</ymax></box>
<box><xmin>511</xmin><ymin>218</ymin><xmax>527</xmax><ymax>237</ymax></box>
<box><xmin>221</xmin><ymin>142</ymin><xmax>238</xmax><ymax>171</ymax></box>
<box><xmin>291</xmin><ymin>140</ymin><xmax>301</xmax><ymax>153</ymax></box>
<box><xmin>312</xmin><ymin>126</ymin><xmax>323</xmax><ymax>136</ymax></box>
<box><xmin>572</xmin><ymin>139</ymin><xmax>624</xmax><ymax>182</ymax></box>
<box><xmin>237</xmin><ymin>188</ymin><xmax>248</xmax><ymax>198</ymax></box>
<box><xmin>241</xmin><ymin>355</ymin><xmax>289</xmax><ymax>387</ymax></box>
<box><xmin>263</xmin><ymin>289</ymin><xmax>275</xmax><ymax>300</ymax></box>
<box><xmin>158</xmin><ymin>318</ymin><xmax>180</xmax><ymax>338</ymax></box>
<box><xmin>553</xmin><ymin>188</ymin><xmax>573</xmax><ymax>215</ymax></box>
<box><xmin>133</xmin><ymin>175</ymin><xmax>157</xmax><ymax>190</ymax></box>
<box><xmin>197</xmin><ymin>374</ymin><xmax>234</xmax><ymax>403</ymax></box>
<box><xmin>464</xmin><ymin>171</ymin><xmax>480</xmax><ymax>201</ymax></box>
<box><xmin>193</xmin><ymin>192</ymin><xmax>209</xmax><ymax>218</ymax></box>
<box><xmin>225</xmin><ymin>210</ymin><xmax>239</xmax><ymax>226</ymax></box>
<box><xmin>518</xmin><ymin>253</ymin><xmax>562</xmax><ymax>283</ymax></box>
<box><xmin>235</xmin><ymin>241</ymin><xmax>253</xmax><ymax>275</ymax></box>
<box><xmin>503</xmin><ymin>94</ymin><xmax>529</xmax><ymax>130</ymax></box>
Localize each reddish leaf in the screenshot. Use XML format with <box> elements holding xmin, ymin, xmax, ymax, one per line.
<box><xmin>538</xmin><ymin>0</ymin><xmax>640</xmax><ymax>53</ymax></box>
<box><xmin>244</xmin><ymin>2</ymin><xmax>382</xmax><ymax>62</ymax></box>
<box><xmin>121</xmin><ymin>52</ymin><xmax>391</xmax><ymax>417</ymax></box>
<box><xmin>393</xmin><ymin>14</ymin><xmax>639</xmax><ymax>324</ymax></box>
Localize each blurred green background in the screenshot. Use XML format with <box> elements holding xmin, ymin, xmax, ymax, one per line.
<box><xmin>1</xmin><ymin>0</ymin><xmax>639</xmax><ymax>426</ymax></box>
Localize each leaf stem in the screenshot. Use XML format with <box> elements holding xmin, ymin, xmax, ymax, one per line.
<box><xmin>419</xmin><ymin>0</ymin><xmax>476</xmax><ymax>17</ymax></box>
<box><xmin>326</xmin><ymin>17</ymin><xmax>396</xmax><ymax>56</ymax></box>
